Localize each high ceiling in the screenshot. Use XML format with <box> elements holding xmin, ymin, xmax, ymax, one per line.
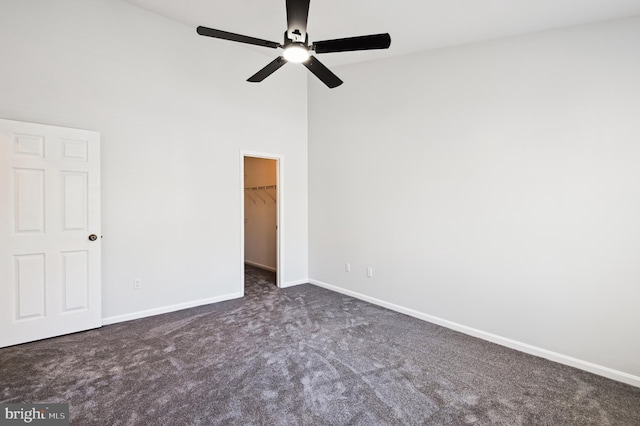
<box><xmin>122</xmin><ymin>0</ymin><xmax>640</xmax><ymax>67</ymax></box>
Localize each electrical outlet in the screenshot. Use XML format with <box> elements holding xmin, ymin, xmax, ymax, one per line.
<box><xmin>134</xmin><ymin>278</ymin><xmax>142</xmax><ymax>290</ymax></box>
<box><xmin>366</xmin><ymin>267</ymin><xmax>373</xmax><ymax>278</ymax></box>
<box><xmin>345</xmin><ymin>263</ymin><xmax>351</xmax><ymax>272</ymax></box>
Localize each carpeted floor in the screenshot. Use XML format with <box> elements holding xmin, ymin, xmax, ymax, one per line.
<box><xmin>1</xmin><ymin>265</ymin><xmax>639</xmax><ymax>425</ymax></box>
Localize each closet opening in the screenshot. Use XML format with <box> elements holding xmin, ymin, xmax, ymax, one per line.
<box><xmin>241</xmin><ymin>153</ymin><xmax>281</xmax><ymax>293</ymax></box>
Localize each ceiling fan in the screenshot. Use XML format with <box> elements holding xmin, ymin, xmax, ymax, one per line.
<box><xmin>196</xmin><ymin>0</ymin><xmax>391</xmax><ymax>88</ymax></box>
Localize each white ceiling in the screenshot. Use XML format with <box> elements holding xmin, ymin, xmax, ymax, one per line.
<box><xmin>122</xmin><ymin>0</ymin><xmax>640</xmax><ymax>67</ymax></box>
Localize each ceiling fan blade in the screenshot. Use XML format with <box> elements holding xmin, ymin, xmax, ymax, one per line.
<box><xmin>303</xmin><ymin>56</ymin><xmax>343</xmax><ymax>89</ymax></box>
<box><xmin>286</xmin><ymin>0</ymin><xmax>310</xmax><ymax>41</ymax></box>
<box><xmin>197</xmin><ymin>26</ymin><xmax>281</xmax><ymax>49</ymax></box>
<box><xmin>313</xmin><ymin>33</ymin><xmax>391</xmax><ymax>54</ymax></box>
<box><xmin>247</xmin><ymin>57</ymin><xmax>287</xmax><ymax>82</ymax></box>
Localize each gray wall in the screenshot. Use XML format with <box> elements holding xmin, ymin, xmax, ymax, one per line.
<box><xmin>308</xmin><ymin>17</ymin><xmax>640</xmax><ymax>381</ymax></box>
<box><xmin>0</xmin><ymin>0</ymin><xmax>309</xmax><ymax>321</ymax></box>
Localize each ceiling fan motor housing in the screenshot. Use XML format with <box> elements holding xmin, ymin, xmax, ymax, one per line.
<box><xmin>289</xmin><ymin>29</ymin><xmax>305</xmax><ymax>43</ymax></box>
<box><xmin>284</xmin><ymin>31</ymin><xmax>309</xmax><ymax>48</ymax></box>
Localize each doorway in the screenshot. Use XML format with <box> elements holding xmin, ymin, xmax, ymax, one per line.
<box><xmin>241</xmin><ymin>152</ymin><xmax>281</xmax><ymax>293</ymax></box>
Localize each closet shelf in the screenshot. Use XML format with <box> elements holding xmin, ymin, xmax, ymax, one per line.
<box><xmin>244</xmin><ymin>185</ymin><xmax>277</xmax><ymax>191</ymax></box>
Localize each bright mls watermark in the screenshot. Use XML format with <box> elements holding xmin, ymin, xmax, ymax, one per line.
<box><xmin>0</xmin><ymin>404</ymin><xmax>68</xmax><ymax>425</ymax></box>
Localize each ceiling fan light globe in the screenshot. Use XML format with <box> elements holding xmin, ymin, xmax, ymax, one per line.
<box><xmin>283</xmin><ymin>45</ymin><xmax>310</xmax><ymax>63</ymax></box>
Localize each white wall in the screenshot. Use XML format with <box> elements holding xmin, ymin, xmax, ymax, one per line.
<box><xmin>244</xmin><ymin>157</ymin><xmax>277</xmax><ymax>271</ymax></box>
<box><xmin>308</xmin><ymin>17</ymin><xmax>640</xmax><ymax>382</ymax></box>
<box><xmin>0</xmin><ymin>0</ymin><xmax>308</xmax><ymax>320</ymax></box>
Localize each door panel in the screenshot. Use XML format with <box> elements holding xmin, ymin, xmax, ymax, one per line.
<box><xmin>0</xmin><ymin>119</ymin><xmax>101</xmax><ymax>347</ymax></box>
<box><xmin>14</xmin><ymin>134</ymin><xmax>45</xmax><ymax>157</ymax></box>
<box><xmin>14</xmin><ymin>168</ymin><xmax>45</xmax><ymax>233</ymax></box>
<box><xmin>15</xmin><ymin>253</ymin><xmax>46</xmax><ymax>319</ymax></box>
<box><xmin>61</xmin><ymin>171</ymin><xmax>88</xmax><ymax>231</ymax></box>
<box><xmin>61</xmin><ymin>250</ymin><xmax>89</xmax><ymax>312</ymax></box>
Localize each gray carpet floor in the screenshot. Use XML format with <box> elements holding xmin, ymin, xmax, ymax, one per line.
<box><xmin>1</xmin><ymin>265</ymin><xmax>639</xmax><ymax>425</ymax></box>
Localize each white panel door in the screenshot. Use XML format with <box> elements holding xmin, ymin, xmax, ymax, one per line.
<box><xmin>0</xmin><ymin>119</ymin><xmax>101</xmax><ymax>347</ymax></box>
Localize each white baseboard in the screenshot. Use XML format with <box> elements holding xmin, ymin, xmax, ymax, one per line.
<box><xmin>102</xmin><ymin>292</ymin><xmax>243</xmax><ymax>326</ymax></box>
<box><xmin>309</xmin><ymin>278</ymin><xmax>640</xmax><ymax>388</ymax></box>
<box><xmin>280</xmin><ymin>279</ymin><xmax>309</xmax><ymax>288</ymax></box>
<box><xmin>244</xmin><ymin>260</ymin><xmax>277</xmax><ymax>272</ymax></box>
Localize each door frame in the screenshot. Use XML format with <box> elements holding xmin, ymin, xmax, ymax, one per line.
<box><xmin>240</xmin><ymin>150</ymin><xmax>282</xmax><ymax>293</ymax></box>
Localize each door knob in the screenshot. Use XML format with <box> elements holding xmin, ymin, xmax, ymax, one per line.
<box><xmin>88</xmin><ymin>234</ymin><xmax>98</xmax><ymax>241</ymax></box>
